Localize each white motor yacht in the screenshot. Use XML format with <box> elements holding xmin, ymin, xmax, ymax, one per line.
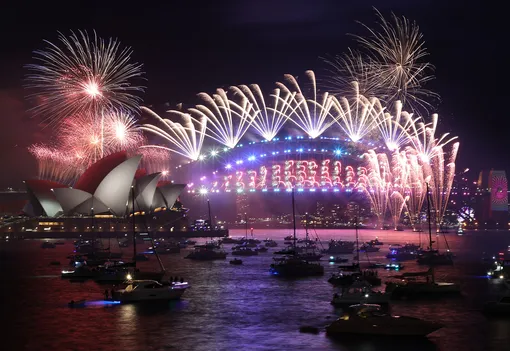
<box><xmin>112</xmin><ymin>279</ymin><xmax>189</xmax><ymax>303</ymax></box>
<box><xmin>326</xmin><ymin>304</ymin><xmax>443</xmax><ymax>337</ymax></box>
<box><xmin>331</xmin><ymin>281</ymin><xmax>391</xmax><ymax>306</ymax></box>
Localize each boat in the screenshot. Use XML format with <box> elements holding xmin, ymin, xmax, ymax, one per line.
<box><xmin>185</xmin><ymin>243</ymin><xmax>228</xmax><ymax>260</ymax></box>
<box><xmin>416</xmin><ymin>184</ymin><xmax>454</xmax><ymax>266</ymax></box>
<box><xmin>41</xmin><ymin>241</ymin><xmax>56</xmax><ymax>249</ymax></box>
<box><xmin>232</xmin><ymin>215</ymin><xmax>259</xmax><ymax>256</ymax></box>
<box><xmin>484</xmin><ymin>296</ymin><xmax>510</xmax><ymax>316</ymax></box>
<box><xmin>385</xmin><ymin>268</ymin><xmax>461</xmax><ymax>299</ymax></box>
<box><xmin>230</xmin><ymin>258</ymin><xmax>243</xmax><ymax>265</ymax></box>
<box><xmin>61</xmin><ymin>265</ymin><xmax>97</xmax><ymax>279</ymax></box>
<box><xmin>385</xmin><ymin>262</ymin><xmax>403</xmax><ymax>270</ymax></box>
<box><xmin>284</xmin><ymin>235</ymin><xmax>293</xmax><ymax>241</ymax></box>
<box><xmin>232</xmin><ymin>246</ymin><xmax>259</xmax><ymax>256</ymax></box>
<box><xmin>326</xmin><ymin>304</ymin><xmax>443</xmax><ymax>337</ymax></box>
<box><xmin>269</xmin><ymin>190</ymin><xmax>324</xmax><ymax>277</ymax></box>
<box><xmin>367</xmin><ymin>238</ymin><xmax>383</xmax><ymax>246</ymax></box>
<box><xmin>112</xmin><ymin>279</ymin><xmax>188</xmax><ymax>303</ymax></box>
<box><xmin>255</xmin><ymin>246</ymin><xmax>268</xmax><ymax>253</ymax></box>
<box><xmin>328</xmin><ymin>256</ymin><xmax>349</xmax><ymax>263</ymax></box>
<box><xmin>457</xmin><ymin>227</ymin><xmax>464</xmax><ymax>235</ymax></box>
<box><xmin>386</xmin><ymin>247</ymin><xmax>418</xmax><ymax>261</ymax></box>
<box><xmin>321</xmin><ymin>240</ymin><xmax>355</xmax><ymax>254</ymax></box>
<box><xmin>331</xmin><ymin>281</ymin><xmax>391</xmax><ymax>307</ymax></box>
<box><xmin>264</xmin><ymin>240</ymin><xmax>278</xmax><ymax>247</ymax></box>
<box><xmin>221</xmin><ymin>237</ymin><xmax>244</xmax><ymax>244</ymax></box>
<box><xmin>294</xmin><ymin>213</ymin><xmax>323</xmax><ymax>261</ymax></box>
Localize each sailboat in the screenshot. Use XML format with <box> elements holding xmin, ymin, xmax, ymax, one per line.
<box><xmin>416</xmin><ymin>183</ymin><xmax>454</xmax><ymax>265</ymax></box>
<box><xmin>232</xmin><ymin>214</ymin><xmax>258</xmax><ymax>256</ymax></box>
<box><xmin>269</xmin><ymin>190</ymin><xmax>324</xmax><ymax>277</ymax></box>
<box><xmin>185</xmin><ymin>199</ymin><xmax>228</xmax><ymax>260</ymax></box>
<box><xmin>129</xmin><ymin>186</ymin><xmax>166</xmax><ymax>281</ymax></box>
<box><xmin>294</xmin><ymin>213</ymin><xmax>322</xmax><ymax>261</ymax></box>
<box><xmin>385</xmin><ymin>183</ymin><xmax>460</xmax><ymax>299</ymax></box>
<box><xmin>329</xmin><ymin>217</ymin><xmax>380</xmax><ymax>286</ymax></box>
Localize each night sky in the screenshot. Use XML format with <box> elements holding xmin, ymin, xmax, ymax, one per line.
<box><xmin>0</xmin><ymin>0</ymin><xmax>493</xmax><ymax>188</ymax></box>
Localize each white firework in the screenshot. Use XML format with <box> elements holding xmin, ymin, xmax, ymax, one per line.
<box><xmin>140</xmin><ymin>107</ymin><xmax>206</xmax><ymax>161</ymax></box>
<box><xmin>276</xmin><ymin>70</ymin><xmax>337</xmax><ymax>139</ymax></box>
<box><xmin>232</xmin><ymin>85</ymin><xmax>293</xmax><ymax>141</ymax></box>
<box><xmin>189</xmin><ymin>88</ymin><xmax>255</xmax><ymax>148</ymax></box>
<box><xmin>330</xmin><ymin>81</ymin><xmax>384</xmax><ymax>142</ymax></box>
<box><xmin>377</xmin><ymin>100</ymin><xmax>420</xmax><ymax>151</ymax></box>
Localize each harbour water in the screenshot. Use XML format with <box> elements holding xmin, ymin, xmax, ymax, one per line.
<box><xmin>1</xmin><ymin>229</ymin><xmax>510</xmax><ymax>351</ymax></box>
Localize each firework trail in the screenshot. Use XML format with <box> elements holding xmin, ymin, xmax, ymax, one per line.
<box><xmin>360</xmin><ymin>150</ymin><xmax>391</xmax><ymax>227</ymax></box>
<box><xmin>26</xmin><ymin>30</ymin><xmax>144</xmax><ymax>124</ymax></box>
<box><xmin>353</xmin><ymin>9</ymin><xmax>439</xmax><ymax>113</ymax></box>
<box><xmin>233</xmin><ymin>85</ymin><xmax>293</xmax><ymax>141</ymax></box>
<box><xmin>388</xmin><ymin>151</ymin><xmax>408</xmax><ymax>229</ymax></box>
<box><xmin>427</xmin><ymin>142</ymin><xmax>460</xmax><ymax>228</ymax></box>
<box><xmin>330</xmin><ymin>82</ymin><xmax>384</xmax><ymax>142</ymax></box>
<box><xmin>28</xmin><ymin>144</ymin><xmax>81</xmax><ymax>184</ymax></box>
<box><xmin>377</xmin><ymin>100</ymin><xmax>420</xmax><ymax>151</ymax></box>
<box><xmin>322</xmin><ymin>49</ymin><xmax>381</xmax><ymax>98</ymax></box>
<box><xmin>276</xmin><ymin>71</ymin><xmax>337</xmax><ymax>139</ymax></box>
<box><xmin>189</xmin><ymin>88</ymin><xmax>255</xmax><ymax>148</ymax></box>
<box><xmin>141</xmin><ymin>107</ymin><xmax>206</xmax><ymax>161</ymax></box>
<box><xmin>406</xmin><ymin>113</ymin><xmax>457</xmax><ymax>163</ymax></box>
<box><xmin>404</xmin><ymin>153</ymin><xmax>426</xmax><ymax>230</ymax></box>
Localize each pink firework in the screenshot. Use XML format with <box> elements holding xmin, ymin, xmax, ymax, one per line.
<box><xmin>102</xmin><ymin>109</ymin><xmax>145</xmax><ymax>153</ymax></box>
<box><xmin>138</xmin><ymin>147</ymin><xmax>172</xmax><ymax>177</ymax></box>
<box><xmin>28</xmin><ymin>144</ymin><xmax>82</xmax><ymax>184</ymax></box>
<box><xmin>59</xmin><ymin>113</ymin><xmax>103</xmax><ymax>166</ymax></box>
<box><xmin>26</xmin><ymin>30</ymin><xmax>144</xmax><ymax>124</ymax></box>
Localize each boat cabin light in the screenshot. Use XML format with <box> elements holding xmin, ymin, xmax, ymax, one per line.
<box><xmin>126</xmin><ymin>274</ymin><xmax>133</xmax><ymax>280</ymax></box>
<box><xmin>500</xmin><ymin>275</ymin><xmax>504</xmax><ymax>279</ymax></box>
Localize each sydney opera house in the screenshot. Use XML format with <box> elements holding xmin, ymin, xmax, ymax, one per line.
<box><xmin>2</xmin><ymin>152</ymin><xmax>191</xmax><ymax>236</ymax></box>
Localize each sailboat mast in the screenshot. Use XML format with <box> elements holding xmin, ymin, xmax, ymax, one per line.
<box><xmin>426</xmin><ymin>182</ymin><xmax>433</xmax><ymax>250</ymax></box>
<box><xmin>207</xmin><ymin>199</ymin><xmax>213</xmax><ymax>230</ymax></box>
<box><xmin>131</xmin><ymin>186</ymin><xmax>136</xmax><ymax>265</ymax></box>
<box><xmin>292</xmin><ymin>189</ymin><xmax>297</xmax><ymax>251</ymax></box>
<box><xmin>355</xmin><ymin>214</ymin><xmax>359</xmax><ymax>264</ymax></box>
<box><xmin>245</xmin><ymin>213</ymin><xmax>248</xmax><ymax>240</ymax></box>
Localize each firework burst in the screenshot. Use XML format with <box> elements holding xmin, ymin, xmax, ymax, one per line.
<box><xmin>26</xmin><ymin>30</ymin><xmax>144</xmax><ymax>124</ymax></box>
<box><xmin>330</xmin><ymin>82</ymin><xmax>384</xmax><ymax>142</ymax></box>
<box><xmin>377</xmin><ymin>100</ymin><xmax>419</xmax><ymax>151</ymax></box>
<box><xmin>102</xmin><ymin>109</ymin><xmax>145</xmax><ymax>153</ymax></box>
<box><xmin>189</xmin><ymin>89</ymin><xmax>255</xmax><ymax>148</ymax></box>
<box><xmin>232</xmin><ymin>85</ymin><xmax>293</xmax><ymax>141</ymax></box>
<box><xmin>405</xmin><ymin>114</ymin><xmax>457</xmax><ymax>163</ymax></box>
<box><xmin>276</xmin><ymin>71</ymin><xmax>337</xmax><ymax>139</ymax></box>
<box><xmin>353</xmin><ymin>9</ymin><xmax>439</xmax><ymax>113</ymax></box>
<box><xmin>141</xmin><ymin>107</ymin><xmax>207</xmax><ymax>161</ymax></box>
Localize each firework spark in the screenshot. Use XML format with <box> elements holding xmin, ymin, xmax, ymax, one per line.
<box><xmin>26</xmin><ymin>30</ymin><xmax>144</xmax><ymax>124</ymax></box>
<box><xmin>102</xmin><ymin>109</ymin><xmax>145</xmax><ymax>153</ymax></box>
<box><xmin>233</xmin><ymin>85</ymin><xmax>293</xmax><ymax>141</ymax></box>
<box><xmin>28</xmin><ymin>144</ymin><xmax>81</xmax><ymax>184</ymax></box>
<box><xmin>189</xmin><ymin>89</ymin><xmax>255</xmax><ymax>148</ymax></box>
<box><xmin>276</xmin><ymin>71</ymin><xmax>337</xmax><ymax>139</ymax></box>
<box><xmin>330</xmin><ymin>82</ymin><xmax>384</xmax><ymax>142</ymax></box>
<box><xmin>360</xmin><ymin>150</ymin><xmax>391</xmax><ymax>227</ymax></box>
<box><xmin>353</xmin><ymin>9</ymin><xmax>439</xmax><ymax>113</ymax></box>
<box><xmin>405</xmin><ymin>113</ymin><xmax>457</xmax><ymax>163</ymax></box>
<box><xmin>138</xmin><ymin>146</ymin><xmax>172</xmax><ymax>177</ymax></box>
<box><xmin>141</xmin><ymin>107</ymin><xmax>206</xmax><ymax>161</ymax></box>
<box><xmin>377</xmin><ymin>100</ymin><xmax>419</xmax><ymax>151</ymax></box>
